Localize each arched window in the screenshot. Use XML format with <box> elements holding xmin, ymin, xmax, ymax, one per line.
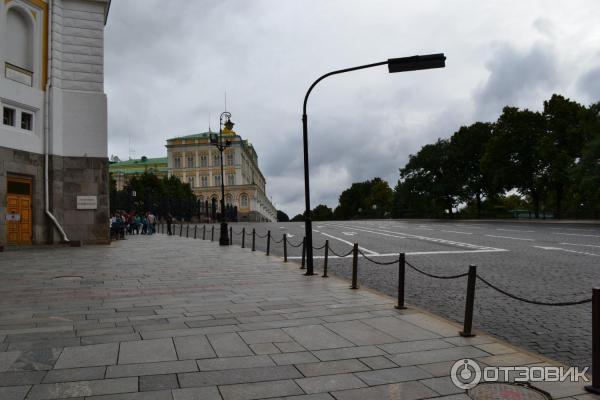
<box><xmin>240</xmin><ymin>194</ymin><xmax>249</xmax><ymax>208</ymax></box>
<box><xmin>6</xmin><ymin>7</ymin><xmax>33</xmax><ymax>71</ymax></box>
<box><xmin>225</xmin><ymin>194</ymin><xmax>232</xmax><ymax>206</ymax></box>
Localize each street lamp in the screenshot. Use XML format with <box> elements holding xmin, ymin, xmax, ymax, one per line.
<box><xmin>210</xmin><ymin>111</ymin><xmax>234</xmax><ymax>246</ymax></box>
<box><xmin>302</xmin><ymin>53</ymin><xmax>446</xmax><ymax>275</ymax></box>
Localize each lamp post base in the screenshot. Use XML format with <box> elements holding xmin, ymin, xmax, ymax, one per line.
<box><xmin>219</xmin><ymin>222</ymin><xmax>229</xmax><ymax>246</ymax></box>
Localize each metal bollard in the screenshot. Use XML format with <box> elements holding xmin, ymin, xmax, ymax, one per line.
<box><xmin>351</xmin><ymin>243</ymin><xmax>358</xmax><ymax>289</ymax></box>
<box><xmin>301</xmin><ymin>237</ymin><xmax>306</xmax><ymax>269</ymax></box>
<box><xmin>322</xmin><ymin>240</ymin><xmax>329</xmax><ymax>278</ymax></box>
<box><xmin>202</xmin><ymin>225</ymin><xmax>206</xmax><ymax>240</ymax></box>
<box><xmin>179</xmin><ymin>224</ymin><xmax>183</xmax><ymax>237</ymax></box>
<box><xmin>460</xmin><ymin>265</ymin><xmax>477</xmax><ymax>337</ymax></box>
<box><xmin>283</xmin><ymin>234</ymin><xmax>288</xmax><ymax>262</ymax></box>
<box><xmin>395</xmin><ymin>253</ymin><xmax>406</xmax><ymax>309</ymax></box>
<box><xmin>186</xmin><ymin>224</ymin><xmax>189</xmax><ymax>238</ymax></box>
<box><xmin>211</xmin><ymin>226</ymin><xmax>215</xmax><ymax>241</ymax></box>
<box><xmin>266</xmin><ymin>231</ymin><xmax>271</xmax><ymax>256</ymax></box>
<box><xmin>252</xmin><ymin>229</ymin><xmax>256</xmax><ymax>251</ymax></box>
<box><xmin>242</xmin><ymin>228</ymin><xmax>246</xmax><ymax>248</ymax></box>
<box><xmin>586</xmin><ymin>288</ymin><xmax>600</xmax><ymax>394</ymax></box>
<box><xmin>194</xmin><ymin>225</ymin><xmax>197</xmax><ymax>239</ymax></box>
<box><xmin>229</xmin><ymin>226</ymin><xmax>233</xmax><ymax>245</ymax></box>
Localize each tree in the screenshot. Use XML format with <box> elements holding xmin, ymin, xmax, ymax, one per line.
<box><xmin>312</xmin><ymin>204</ymin><xmax>334</xmax><ymax>221</ymax></box>
<box><xmin>291</xmin><ymin>214</ymin><xmax>305</xmax><ymax>222</ymax></box>
<box><xmin>541</xmin><ymin>95</ymin><xmax>587</xmax><ymax>218</ymax></box>
<box><xmin>400</xmin><ymin>139</ymin><xmax>462</xmax><ymax>217</ymax></box>
<box><xmin>336</xmin><ymin>178</ymin><xmax>393</xmax><ymax>219</ymax></box>
<box><xmin>481</xmin><ymin>107</ymin><xmax>547</xmax><ymax>218</ymax></box>
<box><xmin>277</xmin><ymin>210</ymin><xmax>290</xmax><ymax>222</ymax></box>
<box><xmin>449</xmin><ymin>122</ymin><xmax>494</xmax><ymax>217</ymax></box>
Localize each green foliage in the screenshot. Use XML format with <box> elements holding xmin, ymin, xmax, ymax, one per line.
<box><xmin>336</xmin><ymin>177</ymin><xmax>393</xmax><ymax>219</ymax></box>
<box><xmin>291</xmin><ymin>213</ymin><xmax>305</xmax><ymax>222</ymax></box>
<box><xmin>109</xmin><ymin>172</ymin><xmax>197</xmax><ymax>220</ymax></box>
<box><xmin>312</xmin><ymin>204</ymin><xmax>334</xmax><ymax>221</ymax></box>
<box><xmin>277</xmin><ymin>210</ymin><xmax>290</xmax><ymax>222</ymax></box>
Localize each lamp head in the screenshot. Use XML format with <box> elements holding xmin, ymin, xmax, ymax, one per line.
<box><xmin>224</xmin><ymin>119</ymin><xmax>235</xmax><ymax>131</ymax></box>
<box><xmin>388</xmin><ymin>53</ymin><xmax>446</xmax><ymax>73</ymax></box>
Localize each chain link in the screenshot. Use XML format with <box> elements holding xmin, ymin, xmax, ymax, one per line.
<box><xmin>476</xmin><ymin>275</ymin><xmax>592</xmax><ymax>306</ymax></box>
<box><xmin>358</xmin><ymin>249</ymin><xmax>399</xmax><ymax>265</ymax></box>
<box><xmin>405</xmin><ymin>260</ymin><xmax>469</xmax><ymax>280</ymax></box>
<box><xmin>329</xmin><ymin>247</ymin><xmax>355</xmax><ymax>258</ymax></box>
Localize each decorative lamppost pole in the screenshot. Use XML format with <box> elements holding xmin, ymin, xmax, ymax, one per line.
<box><xmin>210</xmin><ymin>112</ymin><xmax>234</xmax><ymax>246</ymax></box>
<box><xmin>302</xmin><ymin>54</ymin><xmax>446</xmax><ymax>274</ymax></box>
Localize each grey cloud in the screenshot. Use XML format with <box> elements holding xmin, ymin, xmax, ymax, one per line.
<box><xmin>577</xmin><ymin>67</ymin><xmax>600</xmax><ymax>104</ymax></box>
<box><xmin>474</xmin><ymin>42</ymin><xmax>559</xmax><ymax>120</ymax></box>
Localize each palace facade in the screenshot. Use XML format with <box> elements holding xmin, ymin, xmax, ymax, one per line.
<box><xmin>0</xmin><ymin>0</ymin><xmax>111</xmax><ymax>246</ymax></box>
<box><xmin>165</xmin><ymin>127</ymin><xmax>276</xmax><ymax>222</ymax></box>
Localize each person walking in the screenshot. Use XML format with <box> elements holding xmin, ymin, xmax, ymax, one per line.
<box><xmin>147</xmin><ymin>212</ymin><xmax>156</xmax><ymax>235</ymax></box>
<box><xmin>166</xmin><ymin>213</ymin><xmax>173</xmax><ymax>236</ymax></box>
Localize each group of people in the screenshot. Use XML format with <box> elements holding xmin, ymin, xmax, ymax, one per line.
<box><xmin>110</xmin><ymin>211</ymin><xmax>157</xmax><ymax>239</ymax></box>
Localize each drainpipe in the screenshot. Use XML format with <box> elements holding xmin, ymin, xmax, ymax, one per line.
<box><xmin>44</xmin><ymin>0</ymin><xmax>69</xmax><ymax>242</ymax></box>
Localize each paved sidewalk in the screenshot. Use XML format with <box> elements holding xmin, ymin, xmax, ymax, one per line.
<box><xmin>0</xmin><ymin>235</ymin><xmax>593</xmax><ymax>399</ymax></box>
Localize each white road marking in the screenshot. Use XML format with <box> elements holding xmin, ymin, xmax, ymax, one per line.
<box><xmin>313</xmin><ymin>230</ymin><xmax>320</xmax><ymax>233</ymax></box>
<box><xmin>330</xmin><ymin>223</ymin><xmax>503</xmax><ymax>251</ymax></box>
<box><xmin>287</xmin><ymin>234</ymin><xmax>295</xmax><ymax>238</ymax></box>
<box><xmin>318</xmin><ymin>231</ymin><xmax>379</xmax><ymax>255</ymax></box>
<box><xmin>560</xmin><ymin>242</ymin><xmax>600</xmax><ymax>249</ymax></box>
<box><xmin>342</xmin><ymin>232</ymin><xmax>357</xmax><ymax>236</ymax></box>
<box><xmin>316</xmin><ymin>225</ymin><xmax>324</xmax><ymax>228</ymax></box>
<box><xmin>551</xmin><ymin>227</ymin><xmax>599</xmax><ymax>232</ymax></box>
<box><xmin>440</xmin><ymin>230</ymin><xmax>473</xmax><ymax>235</ymax></box>
<box><xmin>287</xmin><ymin>248</ymin><xmax>509</xmax><ymax>259</ymax></box>
<box><xmin>416</xmin><ymin>227</ymin><xmax>434</xmax><ymax>231</ymax></box>
<box><xmin>497</xmin><ymin>228</ymin><xmax>535</xmax><ymax>233</ymax></box>
<box><xmin>552</xmin><ymin>232</ymin><xmax>600</xmax><ymax>238</ymax></box>
<box><xmin>485</xmin><ymin>235</ymin><xmax>535</xmax><ymax>241</ymax></box>
<box><xmin>533</xmin><ymin>246</ymin><xmax>599</xmax><ymax>257</ymax></box>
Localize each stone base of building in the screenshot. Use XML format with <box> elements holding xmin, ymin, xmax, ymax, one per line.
<box><xmin>238</xmin><ymin>211</ymin><xmax>272</xmax><ymax>223</ymax></box>
<box><xmin>0</xmin><ymin>146</ymin><xmax>110</xmax><ymax>245</ymax></box>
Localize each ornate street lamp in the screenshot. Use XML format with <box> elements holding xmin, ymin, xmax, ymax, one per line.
<box><xmin>210</xmin><ymin>112</ymin><xmax>234</xmax><ymax>245</ymax></box>
<box><xmin>302</xmin><ymin>54</ymin><xmax>446</xmax><ymax>275</ymax></box>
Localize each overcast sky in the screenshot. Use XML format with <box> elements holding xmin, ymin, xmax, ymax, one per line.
<box><xmin>105</xmin><ymin>0</ymin><xmax>600</xmax><ymax>216</ymax></box>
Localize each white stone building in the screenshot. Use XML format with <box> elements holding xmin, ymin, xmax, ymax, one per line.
<box><xmin>0</xmin><ymin>0</ymin><xmax>110</xmax><ymax>245</ymax></box>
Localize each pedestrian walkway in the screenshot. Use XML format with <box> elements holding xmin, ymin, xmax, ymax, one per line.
<box><xmin>0</xmin><ymin>235</ymin><xmax>593</xmax><ymax>399</ymax></box>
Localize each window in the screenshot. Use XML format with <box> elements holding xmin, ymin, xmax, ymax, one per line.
<box><xmin>174</xmin><ymin>157</ymin><xmax>181</xmax><ymax>169</ymax></box>
<box><xmin>226</xmin><ymin>152</ymin><xmax>234</xmax><ymax>166</ymax></box>
<box><xmin>200</xmin><ymin>154</ymin><xmax>208</xmax><ymax>167</ymax></box>
<box><xmin>214</xmin><ymin>175</ymin><xmax>221</xmax><ymax>186</ymax></box>
<box><xmin>188</xmin><ymin>176</ymin><xmax>194</xmax><ymax>187</ymax></box>
<box><xmin>6</xmin><ymin>8</ymin><xmax>33</xmax><ymax>71</ymax></box>
<box><xmin>241</xmin><ymin>194</ymin><xmax>249</xmax><ymax>208</ymax></box>
<box><xmin>201</xmin><ymin>175</ymin><xmax>208</xmax><ymax>187</ymax></box>
<box><xmin>227</xmin><ymin>174</ymin><xmax>235</xmax><ymax>186</ymax></box>
<box><xmin>187</xmin><ymin>156</ymin><xmax>194</xmax><ymax>168</ymax></box>
<box><xmin>21</xmin><ymin>112</ymin><xmax>32</xmax><ymax>130</ymax></box>
<box><xmin>3</xmin><ymin>107</ymin><xmax>15</xmax><ymax>126</ymax></box>
<box><xmin>213</xmin><ymin>154</ymin><xmax>220</xmax><ymax>167</ymax></box>
<box><xmin>225</xmin><ymin>194</ymin><xmax>233</xmax><ymax>206</ymax></box>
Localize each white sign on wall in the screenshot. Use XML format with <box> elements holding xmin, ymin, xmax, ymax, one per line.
<box><xmin>77</xmin><ymin>196</ymin><xmax>98</xmax><ymax>210</ymax></box>
<box><xmin>5</xmin><ymin>213</ymin><xmax>21</xmax><ymax>221</ymax></box>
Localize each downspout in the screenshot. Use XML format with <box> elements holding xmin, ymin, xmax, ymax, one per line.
<box><xmin>44</xmin><ymin>0</ymin><xmax>69</xmax><ymax>242</ymax></box>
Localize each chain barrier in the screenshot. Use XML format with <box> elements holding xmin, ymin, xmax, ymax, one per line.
<box><xmin>405</xmin><ymin>260</ymin><xmax>469</xmax><ymax>280</ymax></box>
<box><xmin>357</xmin><ymin>249</ymin><xmax>399</xmax><ymax>265</ymax></box>
<box><xmin>287</xmin><ymin>239</ymin><xmax>304</xmax><ymax>248</ymax></box>
<box><xmin>312</xmin><ymin>244</ymin><xmax>326</xmax><ymax>250</ymax></box>
<box><xmin>329</xmin><ymin>247</ymin><xmax>355</xmax><ymax>258</ymax></box>
<box><xmin>256</xmin><ymin>232</ymin><xmax>269</xmax><ymax>239</ymax></box>
<box><xmin>233</xmin><ymin>229</ymin><xmax>244</xmax><ymax>235</ymax></box>
<box><xmin>271</xmin><ymin>237</ymin><xmax>283</xmax><ymax>244</ymax></box>
<box><xmin>476</xmin><ymin>274</ymin><xmax>592</xmax><ymax>306</ymax></box>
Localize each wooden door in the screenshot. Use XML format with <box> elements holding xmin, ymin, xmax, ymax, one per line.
<box><xmin>6</xmin><ymin>177</ymin><xmax>32</xmax><ymax>245</ymax></box>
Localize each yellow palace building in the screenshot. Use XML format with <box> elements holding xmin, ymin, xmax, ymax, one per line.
<box><xmin>165</xmin><ymin>125</ymin><xmax>276</xmax><ymax>222</ymax></box>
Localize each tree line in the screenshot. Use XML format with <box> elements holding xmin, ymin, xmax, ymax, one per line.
<box><xmin>282</xmin><ymin>94</ymin><xmax>600</xmax><ymax>221</ymax></box>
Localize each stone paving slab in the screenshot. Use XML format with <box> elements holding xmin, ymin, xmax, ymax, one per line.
<box><xmin>0</xmin><ymin>234</ymin><xmax>594</xmax><ymax>399</ymax></box>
